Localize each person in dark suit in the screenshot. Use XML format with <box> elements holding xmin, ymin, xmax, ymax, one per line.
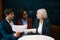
<box><xmin>17</xmin><ymin>9</ymin><xmax>33</xmax><ymax>29</ymax></box>
<box><xmin>0</xmin><ymin>8</ymin><xmax>23</xmax><ymax>40</ymax></box>
<box><xmin>33</xmin><ymin>8</ymin><xmax>51</xmax><ymax>36</ymax></box>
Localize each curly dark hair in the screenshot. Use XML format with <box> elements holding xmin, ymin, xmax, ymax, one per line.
<box><xmin>18</xmin><ymin>9</ymin><xmax>28</xmax><ymax>19</ymax></box>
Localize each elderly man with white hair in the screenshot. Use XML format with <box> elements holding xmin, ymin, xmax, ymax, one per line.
<box><xmin>33</xmin><ymin>8</ymin><xmax>51</xmax><ymax>36</ymax></box>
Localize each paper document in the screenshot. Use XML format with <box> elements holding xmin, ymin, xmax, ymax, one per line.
<box><xmin>12</xmin><ymin>25</ymin><xmax>27</xmax><ymax>32</ymax></box>
<box><xmin>24</xmin><ymin>29</ymin><xmax>36</xmax><ymax>34</ymax></box>
<box><xmin>12</xmin><ymin>25</ymin><xmax>36</xmax><ymax>34</ymax></box>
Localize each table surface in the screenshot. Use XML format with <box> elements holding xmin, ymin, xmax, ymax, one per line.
<box><xmin>18</xmin><ymin>35</ymin><xmax>55</xmax><ymax>40</ymax></box>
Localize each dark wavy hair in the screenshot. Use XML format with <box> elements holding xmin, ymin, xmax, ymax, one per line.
<box><xmin>4</xmin><ymin>8</ymin><xmax>14</xmax><ymax>15</ymax></box>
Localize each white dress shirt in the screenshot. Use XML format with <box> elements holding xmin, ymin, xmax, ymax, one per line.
<box><xmin>6</xmin><ymin>18</ymin><xmax>14</xmax><ymax>27</ymax></box>
<box><xmin>38</xmin><ymin>22</ymin><xmax>43</xmax><ymax>34</ymax></box>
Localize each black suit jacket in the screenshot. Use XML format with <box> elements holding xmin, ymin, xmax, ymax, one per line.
<box><xmin>33</xmin><ymin>19</ymin><xmax>51</xmax><ymax>36</ymax></box>
<box><xmin>0</xmin><ymin>19</ymin><xmax>18</xmax><ymax>40</ymax></box>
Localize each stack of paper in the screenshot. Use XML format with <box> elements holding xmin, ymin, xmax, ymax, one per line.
<box><xmin>12</xmin><ymin>25</ymin><xmax>27</xmax><ymax>32</ymax></box>
<box><xmin>24</xmin><ymin>29</ymin><xmax>36</xmax><ymax>34</ymax></box>
<box><xmin>12</xmin><ymin>25</ymin><xmax>36</xmax><ymax>34</ymax></box>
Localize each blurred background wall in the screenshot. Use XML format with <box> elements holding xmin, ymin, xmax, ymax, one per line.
<box><xmin>0</xmin><ymin>0</ymin><xmax>2</xmax><ymax>22</ymax></box>
<box><xmin>2</xmin><ymin>0</ymin><xmax>60</xmax><ymax>26</ymax></box>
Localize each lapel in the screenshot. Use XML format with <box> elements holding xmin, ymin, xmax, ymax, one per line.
<box><xmin>42</xmin><ymin>19</ymin><xmax>47</xmax><ymax>34</ymax></box>
<box><xmin>36</xmin><ymin>19</ymin><xmax>39</xmax><ymax>29</ymax></box>
<box><xmin>21</xmin><ymin>19</ymin><xmax>23</xmax><ymax>25</ymax></box>
<box><xmin>36</xmin><ymin>19</ymin><xmax>39</xmax><ymax>33</ymax></box>
<box><xmin>4</xmin><ymin>19</ymin><xmax>13</xmax><ymax>32</ymax></box>
<box><xmin>37</xmin><ymin>19</ymin><xmax>47</xmax><ymax>34</ymax></box>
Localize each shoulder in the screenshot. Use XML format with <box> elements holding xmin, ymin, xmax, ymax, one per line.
<box><xmin>0</xmin><ymin>19</ymin><xmax>6</xmax><ymax>28</ymax></box>
<box><xmin>17</xmin><ymin>19</ymin><xmax>22</xmax><ymax>22</ymax></box>
<box><xmin>0</xmin><ymin>19</ymin><xmax>6</xmax><ymax>24</ymax></box>
<box><xmin>44</xmin><ymin>19</ymin><xmax>51</xmax><ymax>25</ymax></box>
<box><xmin>34</xmin><ymin>19</ymin><xmax>39</xmax><ymax>22</ymax></box>
<box><xmin>45</xmin><ymin>19</ymin><xmax>50</xmax><ymax>22</ymax></box>
<box><xmin>28</xmin><ymin>18</ymin><xmax>32</xmax><ymax>21</ymax></box>
<box><xmin>33</xmin><ymin>19</ymin><xmax>39</xmax><ymax>24</ymax></box>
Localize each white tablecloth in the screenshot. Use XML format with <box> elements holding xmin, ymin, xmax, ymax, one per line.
<box><xmin>18</xmin><ymin>35</ymin><xmax>55</xmax><ymax>40</ymax></box>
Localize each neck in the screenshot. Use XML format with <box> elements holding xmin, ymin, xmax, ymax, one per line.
<box><xmin>6</xmin><ymin>17</ymin><xmax>12</xmax><ymax>22</ymax></box>
<box><xmin>39</xmin><ymin>18</ymin><xmax>44</xmax><ymax>23</ymax></box>
<box><xmin>23</xmin><ymin>18</ymin><xmax>28</xmax><ymax>20</ymax></box>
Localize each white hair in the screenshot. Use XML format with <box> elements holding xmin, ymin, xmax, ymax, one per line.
<box><xmin>37</xmin><ymin>8</ymin><xmax>48</xmax><ymax>19</ymax></box>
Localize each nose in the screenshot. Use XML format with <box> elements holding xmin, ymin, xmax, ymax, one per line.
<box><xmin>36</xmin><ymin>13</ymin><xmax>38</xmax><ymax>16</ymax></box>
<box><xmin>13</xmin><ymin>14</ymin><xmax>14</xmax><ymax>17</ymax></box>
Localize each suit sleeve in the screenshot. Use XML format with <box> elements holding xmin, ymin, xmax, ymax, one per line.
<box><xmin>0</xmin><ymin>24</ymin><xmax>18</xmax><ymax>40</ymax></box>
<box><xmin>45</xmin><ymin>20</ymin><xmax>51</xmax><ymax>36</ymax></box>
<box><xmin>33</xmin><ymin>19</ymin><xmax>38</xmax><ymax>34</ymax></box>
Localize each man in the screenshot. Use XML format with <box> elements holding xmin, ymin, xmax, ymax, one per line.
<box><xmin>0</xmin><ymin>8</ymin><xmax>23</xmax><ymax>40</ymax></box>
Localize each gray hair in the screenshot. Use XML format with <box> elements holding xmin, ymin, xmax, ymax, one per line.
<box><xmin>37</xmin><ymin>8</ymin><xmax>48</xmax><ymax>19</ymax></box>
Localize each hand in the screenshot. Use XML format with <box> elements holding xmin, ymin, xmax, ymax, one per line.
<box><xmin>27</xmin><ymin>32</ymin><xmax>33</xmax><ymax>35</ymax></box>
<box><xmin>13</xmin><ymin>32</ymin><xmax>24</xmax><ymax>37</ymax></box>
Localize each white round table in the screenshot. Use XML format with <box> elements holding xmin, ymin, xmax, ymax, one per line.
<box><xmin>18</xmin><ymin>35</ymin><xmax>55</xmax><ymax>40</ymax></box>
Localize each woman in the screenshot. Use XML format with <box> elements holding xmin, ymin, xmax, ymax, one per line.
<box><xmin>17</xmin><ymin>9</ymin><xmax>33</xmax><ymax>29</ymax></box>
<box><xmin>33</xmin><ymin>8</ymin><xmax>51</xmax><ymax>36</ymax></box>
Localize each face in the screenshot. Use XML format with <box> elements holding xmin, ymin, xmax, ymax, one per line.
<box><xmin>23</xmin><ymin>11</ymin><xmax>28</xmax><ymax>19</ymax></box>
<box><xmin>6</xmin><ymin>12</ymin><xmax>14</xmax><ymax>20</ymax></box>
<box><xmin>36</xmin><ymin>11</ymin><xmax>41</xmax><ymax>19</ymax></box>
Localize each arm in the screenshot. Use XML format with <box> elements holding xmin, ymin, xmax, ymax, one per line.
<box><xmin>0</xmin><ymin>24</ymin><xmax>18</xmax><ymax>40</ymax></box>
<box><xmin>33</xmin><ymin>19</ymin><xmax>38</xmax><ymax>34</ymax></box>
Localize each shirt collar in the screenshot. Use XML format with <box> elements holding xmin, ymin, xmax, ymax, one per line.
<box><xmin>22</xmin><ymin>19</ymin><xmax>27</xmax><ymax>21</ymax></box>
<box><xmin>6</xmin><ymin>17</ymin><xmax>12</xmax><ymax>23</ymax></box>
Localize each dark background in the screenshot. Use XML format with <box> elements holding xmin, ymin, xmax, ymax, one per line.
<box><xmin>2</xmin><ymin>0</ymin><xmax>60</xmax><ymax>26</ymax></box>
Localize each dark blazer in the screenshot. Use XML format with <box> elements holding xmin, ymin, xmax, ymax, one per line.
<box><xmin>17</xmin><ymin>18</ymin><xmax>33</xmax><ymax>29</ymax></box>
<box><xmin>0</xmin><ymin>19</ymin><xmax>18</xmax><ymax>40</ymax></box>
<box><xmin>33</xmin><ymin>19</ymin><xmax>51</xmax><ymax>36</ymax></box>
